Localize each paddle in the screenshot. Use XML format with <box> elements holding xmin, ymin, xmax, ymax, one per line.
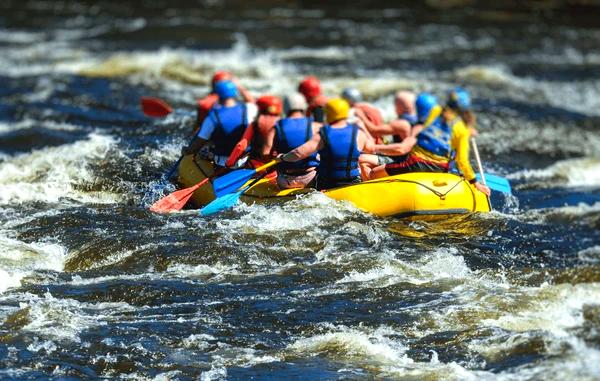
<box><xmin>475</xmin><ymin>173</ymin><xmax>512</xmax><ymax>195</ymax></box>
<box><xmin>141</xmin><ymin>96</ymin><xmax>198</xmax><ymax>118</ymax></box>
<box><xmin>471</xmin><ymin>138</ymin><xmax>512</xmax><ymax>195</ymax></box>
<box><xmin>141</xmin><ymin>97</ymin><xmax>174</xmax><ymax>118</ymax></box>
<box><xmin>200</xmin><ymin>170</ymin><xmax>271</xmax><ymax>216</ymax></box>
<box><xmin>150</xmin><ymin>177</ymin><xmax>210</xmax><ymax>213</ymax></box>
<box><xmin>212</xmin><ymin>160</ymin><xmax>278</xmax><ymax>198</ymax></box>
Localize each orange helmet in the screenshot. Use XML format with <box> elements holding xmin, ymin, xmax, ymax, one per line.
<box><xmin>256</xmin><ymin>95</ymin><xmax>283</xmax><ymax>116</ymax></box>
<box><xmin>211</xmin><ymin>71</ymin><xmax>232</xmax><ymax>87</ymax></box>
<box><xmin>298</xmin><ymin>76</ymin><xmax>321</xmax><ymax>99</ymax></box>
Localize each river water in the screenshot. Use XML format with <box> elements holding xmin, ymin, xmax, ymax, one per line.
<box><xmin>1</xmin><ymin>1</ymin><xmax>600</xmax><ymax>380</ymax></box>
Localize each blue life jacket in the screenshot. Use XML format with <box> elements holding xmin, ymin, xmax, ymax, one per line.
<box><xmin>416</xmin><ymin>117</ymin><xmax>453</xmax><ymax>159</ymax></box>
<box><xmin>393</xmin><ymin>113</ymin><xmax>419</xmax><ymax>143</ymax></box>
<box><xmin>274</xmin><ymin>117</ymin><xmax>319</xmax><ymax>171</ymax></box>
<box><xmin>400</xmin><ymin>113</ymin><xmax>418</xmax><ymax>127</ymax></box>
<box><xmin>210</xmin><ymin>103</ymin><xmax>247</xmax><ymax>156</ymax></box>
<box><xmin>318</xmin><ymin>124</ymin><xmax>361</xmax><ymax>181</ymax></box>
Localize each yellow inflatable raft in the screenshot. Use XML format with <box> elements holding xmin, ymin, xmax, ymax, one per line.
<box><xmin>177</xmin><ymin>154</ymin><xmax>491</xmax><ymax>218</ymax></box>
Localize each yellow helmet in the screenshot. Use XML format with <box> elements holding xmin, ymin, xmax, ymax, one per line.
<box><xmin>324</xmin><ymin>98</ymin><xmax>350</xmax><ymax>123</ymax></box>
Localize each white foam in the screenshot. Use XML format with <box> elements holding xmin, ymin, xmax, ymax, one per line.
<box><xmin>521</xmin><ymin>202</ymin><xmax>600</xmax><ymax>224</ymax></box>
<box><xmin>508</xmin><ymin>158</ymin><xmax>600</xmax><ymax>188</ymax></box>
<box><xmin>288</xmin><ymin>329</ymin><xmax>412</xmax><ymax>366</ymax></box>
<box><xmin>481</xmin><ymin>283</ymin><xmax>600</xmax><ymax>337</ymax></box>
<box><xmin>216</xmin><ymin>192</ymin><xmax>359</xmax><ymax>233</ymax></box>
<box><xmin>0</xmin><ymin>118</ymin><xmax>81</xmax><ymax>134</ymax></box>
<box><xmin>454</xmin><ymin>65</ymin><xmax>520</xmax><ymax>87</ymax></box>
<box><xmin>166</xmin><ymin>263</ymin><xmax>240</xmax><ymax>279</ymax></box>
<box><xmin>495</xmin><ymin>337</ymin><xmax>600</xmax><ymax>381</ymax></box>
<box><xmin>200</xmin><ymin>366</ymin><xmax>227</xmax><ymax>381</ymax></box>
<box><xmin>578</xmin><ymin>246</ymin><xmax>600</xmax><ymax>263</ymax></box>
<box><xmin>0</xmin><ymin>235</ymin><xmax>67</xmax><ymax>294</ymax></box>
<box><xmin>182</xmin><ymin>333</ymin><xmax>216</xmax><ymax>350</ymax></box>
<box><xmin>27</xmin><ymin>338</ymin><xmax>57</xmax><ymax>354</ymax></box>
<box><xmin>0</xmin><ymin>29</ymin><xmax>45</xmax><ymax>44</ymax></box>
<box><xmin>21</xmin><ymin>292</ymin><xmax>98</xmax><ymax>342</ymax></box>
<box><xmin>336</xmin><ymin>247</ymin><xmax>472</xmax><ymax>289</ymax></box>
<box><xmin>0</xmin><ymin>133</ymin><xmax>122</xmax><ymax>204</ymax></box>
<box><xmin>287</xmin><ymin>325</ymin><xmax>492</xmax><ymax>380</ymax></box>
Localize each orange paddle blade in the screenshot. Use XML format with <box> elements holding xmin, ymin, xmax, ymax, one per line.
<box><xmin>141</xmin><ymin>97</ymin><xmax>173</xmax><ymax>118</ymax></box>
<box><xmin>150</xmin><ymin>178</ymin><xmax>209</xmax><ymax>213</ymax></box>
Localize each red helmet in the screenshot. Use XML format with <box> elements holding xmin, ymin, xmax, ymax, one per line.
<box><xmin>298</xmin><ymin>76</ymin><xmax>321</xmax><ymax>99</ymax></box>
<box><xmin>211</xmin><ymin>71</ymin><xmax>232</xmax><ymax>87</ymax></box>
<box><xmin>256</xmin><ymin>95</ymin><xmax>283</xmax><ymax>116</ymax></box>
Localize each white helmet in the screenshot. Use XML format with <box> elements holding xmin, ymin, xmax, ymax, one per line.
<box><xmin>284</xmin><ymin>92</ymin><xmax>308</xmax><ymax>114</ymax></box>
<box><xmin>341</xmin><ymin>88</ymin><xmax>362</xmax><ymax>105</ymax></box>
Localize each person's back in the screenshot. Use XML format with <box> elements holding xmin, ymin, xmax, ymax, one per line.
<box><xmin>317</xmin><ymin>121</ymin><xmax>362</xmax><ymax>189</ymax></box>
<box><xmin>250</xmin><ymin>95</ymin><xmax>282</xmax><ymax>164</ymax></box>
<box><xmin>184</xmin><ymin>80</ymin><xmax>257</xmax><ymax>169</ymax></box>
<box><xmin>210</xmin><ymin>102</ymin><xmax>247</xmax><ymax>158</ymax></box>
<box><xmin>273</xmin><ymin>93</ymin><xmax>320</xmax><ymax>189</ymax></box>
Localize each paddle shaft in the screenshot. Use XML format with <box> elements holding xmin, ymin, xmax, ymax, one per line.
<box><xmin>471</xmin><ymin>137</ymin><xmax>487</xmax><ymax>186</ymax></box>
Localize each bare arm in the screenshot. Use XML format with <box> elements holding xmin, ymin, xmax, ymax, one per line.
<box><xmin>280</xmin><ymin>130</ymin><xmax>323</xmax><ymax>162</ymax></box>
<box><xmin>232</xmin><ymin>77</ymin><xmax>254</xmax><ymax>103</ymax></box>
<box><xmin>261</xmin><ymin>125</ymin><xmax>276</xmax><ymax>158</ymax></box>
<box><xmin>355</xmin><ymin>108</ymin><xmax>395</xmax><ymax>135</ymax></box>
<box><xmin>373</xmin><ymin>136</ymin><xmax>416</xmax><ymax>156</ymax></box>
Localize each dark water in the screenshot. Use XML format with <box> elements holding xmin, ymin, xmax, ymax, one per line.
<box><xmin>1</xmin><ymin>1</ymin><xmax>600</xmax><ymax>380</ymax></box>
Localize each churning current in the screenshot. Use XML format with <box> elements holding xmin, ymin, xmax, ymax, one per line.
<box><xmin>0</xmin><ymin>1</ymin><xmax>599</xmax><ymax>380</ymax></box>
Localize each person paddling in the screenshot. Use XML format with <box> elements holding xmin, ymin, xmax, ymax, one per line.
<box><xmin>277</xmin><ymin>98</ymin><xmax>374</xmax><ymax>190</ymax></box>
<box><xmin>298</xmin><ymin>76</ymin><xmax>328</xmax><ymax>123</ymax></box>
<box><xmin>271</xmin><ymin>93</ymin><xmax>322</xmax><ymax>189</ymax></box>
<box><xmin>225</xmin><ymin>95</ymin><xmax>283</xmax><ymax>168</ymax></box>
<box><xmin>183</xmin><ymin>80</ymin><xmax>258</xmax><ymax>169</ymax></box>
<box><xmin>195</xmin><ymin>71</ymin><xmax>254</xmax><ymax>130</ymax></box>
<box><xmin>368</xmin><ymin>93</ymin><xmax>491</xmax><ymax>196</ymax></box>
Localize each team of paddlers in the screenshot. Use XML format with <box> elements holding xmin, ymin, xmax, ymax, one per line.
<box><xmin>180</xmin><ymin>71</ymin><xmax>491</xmax><ymax>196</ymax></box>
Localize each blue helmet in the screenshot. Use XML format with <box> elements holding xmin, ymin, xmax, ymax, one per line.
<box><xmin>214</xmin><ymin>80</ymin><xmax>238</xmax><ymax>100</ymax></box>
<box><xmin>447</xmin><ymin>87</ymin><xmax>470</xmax><ymax>111</ymax></box>
<box><xmin>416</xmin><ymin>92</ymin><xmax>438</xmax><ymax>123</ymax></box>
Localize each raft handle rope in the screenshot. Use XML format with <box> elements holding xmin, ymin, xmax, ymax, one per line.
<box><xmin>343</xmin><ymin>177</ymin><xmax>465</xmax><ymax>200</ymax></box>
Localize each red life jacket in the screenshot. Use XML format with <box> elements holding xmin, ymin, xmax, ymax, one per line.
<box><xmin>251</xmin><ymin>114</ymin><xmax>280</xmax><ymax>160</ymax></box>
<box><xmin>196</xmin><ymin>93</ymin><xmax>219</xmax><ymax>127</ymax></box>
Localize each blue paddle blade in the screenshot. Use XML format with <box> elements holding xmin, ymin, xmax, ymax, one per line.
<box><xmin>212</xmin><ymin>168</ymin><xmax>257</xmax><ymax>197</ymax></box>
<box><xmin>200</xmin><ymin>191</ymin><xmax>244</xmax><ymax>216</ymax></box>
<box><xmin>476</xmin><ymin>173</ymin><xmax>512</xmax><ymax>195</ymax></box>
